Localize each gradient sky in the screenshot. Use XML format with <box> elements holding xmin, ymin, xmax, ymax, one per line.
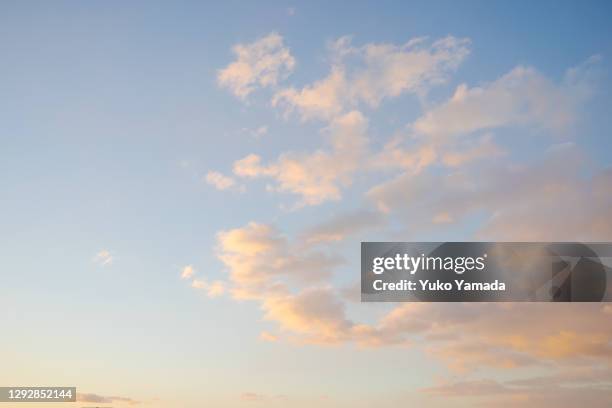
<box><xmin>1</xmin><ymin>1</ymin><xmax>612</xmax><ymax>407</ymax></box>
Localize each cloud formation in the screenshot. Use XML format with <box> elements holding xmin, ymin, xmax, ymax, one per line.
<box><xmin>368</xmin><ymin>143</ymin><xmax>612</xmax><ymax>240</ymax></box>
<box><xmin>422</xmin><ymin>367</ymin><xmax>612</xmax><ymax>407</ymax></box>
<box><xmin>233</xmin><ymin>111</ymin><xmax>368</xmax><ymax>206</ymax></box>
<box><xmin>273</xmin><ymin>36</ymin><xmax>470</xmax><ymax>121</ymax></box>
<box><xmin>214</xmin><ymin>220</ymin><xmax>612</xmax><ymax>369</ymax></box>
<box><xmin>211</xmin><ymin>32</ymin><xmax>611</xmax><ymax>406</ymax></box>
<box><xmin>218</xmin><ymin>33</ymin><xmax>295</xmax><ymax>99</ymax></box>
<box><xmin>216</xmin><ymin>222</ymin><xmax>342</xmax><ymax>299</ymax></box>
<box><xmin>413</xmin><ymin>56</ymin><xmax>599</xmax><ymax>139</ymax></box>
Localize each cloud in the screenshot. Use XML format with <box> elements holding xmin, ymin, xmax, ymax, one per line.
<box><xmin>259</xmin><ymin>331</ymin><xmax>278</xmax><ymax>342</ymax></box>
<box><xmin>77</xmin><ymin>393</ymin><xmax>139</xmax><ymax>405</ymax></box>
<box><xmin>242</xmin><ymin>125</ymin><xmax>269</xmax><ymax>139</ymax></box>
<box><xmin>216</xmin><ymin>222</ymin><xmax>612</xmax><ymax>359</ymax></box>
<box><xmin>273</xmin><ymin>36</ymin><xmax>470</xmax><ymax>121</ymax></box>
<box><xmin>240</xmin><ymin>392</ymin><xmax>265</xmax><ymax>402</ymax></box>
<box><xmin>181</xmin><ymin>265</ymin><xmax>195</xmax><ymax>280</ymax></box>
<box><xmin>233</xmin><ymin>111</ymin><xmax>368</xmax><ymax>206</ymax></box>
<box><xmin>216</xmin><ymin>222</ymin><xmax>342</xmax><ymax>299</ymax></box>
<box><xmin>218</xmin><ymin>33</ymin><xmax>295</xmax><ymax>99</ymax></box>
<box><xmin>262</xmin><ymin>287</ymin><xmax>353</xmax><ymax>344</ymax></box>
<box><xmin>421</xmin><ymin>368</ymin><xmax>612</xmax><ymax>408</ymax></box>
<box><xmin>300</xmin><ymin>209</ymin><xmax>384</xmax><ymax>244</ymax></box>
<box><xmin>93</xmin><ymin>249</ymin><xmax>113</xmax><ymax>266</ymax></box>
<box><xmin>206</xmin><ymin>280</ymin><xmax>226</xmax><ymax>297</ymax></box>
<box><xmin>214</xmin><ymin>221</ymin><xmax>363</xmax><ymax>344</ymax></box>
<box><xmin>205</xmin><ymin>170</ymin><xmax>243</xmax><ymax>191</ymax></box>
<box><xmin>191</xmin><ymin>278</ymin><xmax>226</xmax><ymax>298</ymax></box>
<box><xmin>212</xmin><ymin>218</ymin><xmax>612</xmax><ymax>373</ymax></box>
<box><xmin>368</xmin><ymin>143</ymin><xmax>612</xmax><ymax>240</ymax></box>
<box><xmin>181</xmin><ymin>264</ymin><xmax>226</xmax><ymax>298</ymax></box>
<box><xmin>354</xmin><ymin>303</ymin><xmax>612</xmax><ymax>371</ymax></box>
<box><xmin>212</xmin><ymin>34</ymin><xmax>611</xmax><ymax>398</ymax></box>
<box><xmin>440</xmin><ymin>133</ymin><xmax>505</xmax><ymax>167</ymax></box>
<box><xmin>412</xmin><ymin>57</ymin><xmax>599</xmax><ymax>139</ymax></box>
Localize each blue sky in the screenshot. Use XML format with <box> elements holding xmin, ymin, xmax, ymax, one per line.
<box><xmin>1</xmin><ymin>1</ymin><xmax>612</xmax><ymax>407</ymax></box>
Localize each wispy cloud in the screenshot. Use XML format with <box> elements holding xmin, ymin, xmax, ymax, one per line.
<box><xmin>300</xmin><ymin>209</ymin><xmax>384</xmax><ymax>244</ymax></box>
<box><xmin>259</xmin><ymin>331</ymin><xmax>279</xmax><ymax>342</ymax></box>
<box><xmin>413</xmin><ymin>57</ymin><xmax>599</xmax><ymax>139</ymax></box>
<box><xmin>218</xmin><ymin>33</ymin><xmax>295</xmax><ymax>99</ymax></box>
<box><xmin>273</xmin><ymin>36</ymin><xmax>470</xmax><ymax>121</ymax></box>
<box><xmin>421</xmin><ymin>368</ymin><xmax>612</xmax><ymax>407</ymax></box>
<box><xmin>77</xmin><ymin>393</ymin><xmax>139</xmax><ymax>406</ymax></box>
<box><xmin>93</xmin><ymin>249</ymin><xmax>113</xmax><ymax>266</ymax></box>
<box><xmin>205</xmin><ymin>170</ymin><xmax>243</xmax><ymax>192</ymax></box>
<box><xmin>242</xmin><ymin>125</ymin><xmax>269</xmax><ymax>139</ymax></box>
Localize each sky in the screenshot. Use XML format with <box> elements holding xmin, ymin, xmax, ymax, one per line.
<box><xmin>1</xmin><ymin>1</ymin><xmax>612</xmax><ymax>407</ymax></box>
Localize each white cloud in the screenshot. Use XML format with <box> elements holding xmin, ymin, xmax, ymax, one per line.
<box><xmin>191</xmin><ymin>278</ymin><xmax>206</xmax><ymax>289</ymax></box>
<box><xmin>368</xmin><ymin>143</ymin><xmax>612</xmax><ymax>241</ymax></box>
<box><xmin>191</xmin><ymin>278</ymin><xmax>226</xmax><ymax>298</ymax></box>
<box><xmin>206</xmin><ymin>280</ymin><xmax>226</xmax><ymax>297</ymax></box>
<box><xmin>412</xmin><ymin>57</ymin><xmax>599</xmax><ymax>139</ymax></box>
<box><xmin>259</xmin><ymin>331</ymin><xmax>279</xmax><ymax>342</ymax></box>
<box><xmin>205</xmin><ymin>170</ymin><xmax>242</xmax><ymax>192</ymax></box>
<box><xmin>218</xmin><ymin>32</ymin><xmax>295</xmax><ymax>99</ymax></box>
<box><xmin>181</xmin><ymin>265</ymin><xmax>195</xmax><ymax>280</ymax></box>
<box><xmin>241</xmin><ymin>125</ymin><xmax>269</xmax><ymax>139</ymax></box>
<box><xmin>273</xmin><ymin>36</ymin><xmax>470</xmax><ymax>121</ymax></box>
<box><xmin>93</xmin><ymin>249</ymin><xmax>113</xmax><ymax>266</ymax></box>
<box><xmin>216</xmin><ymin>222</ymin><xmax>341</xmax><ymax>299</ymax></box>
<box><xmin>233</xmin><ymin>111</ymin><xmax>368</xmax><ymax>206</ymax></box>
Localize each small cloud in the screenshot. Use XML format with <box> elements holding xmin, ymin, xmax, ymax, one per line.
<box><xmin>207</xmin><ymin>280</ymin><xmax>226</xmax><ymax>297</ymax></box>
<box><xmin>191</xmin><ymin>279</ymin><xmax>206</xmax><ymax>289</ymax></box>
<box><xmin>241</xmin><ymin>125</ymin><xmax>269</xmax><ymax>139</ymax></box>
<box><xmin>93</xmin><ymin>249</ymin><xmax>113</xmax><ymax>266</ymax></box>
<box><xmin>254</xmin><ymin>125</ymin><xmax>268</xmax><ymax>138</ymax></box>
<box><xmin>205</xmin><ymin>171</ymin><xmax>237</xmax><ymax>191</ymax></box>
<box><xmin>240</xmin><ymin>392</ymin><xmax>287</xmax><ymax>403</ymax></box>
<box><xmin>77</xmin><ymin>393</ymin><xmax>139</xmax><ymax>405</ymax></box>
<box><xmin>205</xmin><ymin>171</ymin><xmax>245</xmax><ymax>193</ymax></box>
<box><xmin>259</xmin><ymin>331</ymin><xmax>279</xmax><ymax>342</ymax></box>
<box><xmin>240</xmin><ymin>392</ymin><xmax>265</xmax><ymax>402</ymax></box>
<box><xmin>181</xmin><ymin>265</ymin><xmax>195</xmax><ymax>280</ymax></box>
<box><xmin>191</xmin><ymin>278</ymin><xmax>226</xmax><ymax>298</ymax></box>
<box><xmin>218</xmin><ymin>33</ymin><xmax>295</xmax><ymax>99</ymax></box>
<box><xmin>287</xmin><ymin>7</ymin><xmax>296</xmax><ymax>16</ymax></box>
